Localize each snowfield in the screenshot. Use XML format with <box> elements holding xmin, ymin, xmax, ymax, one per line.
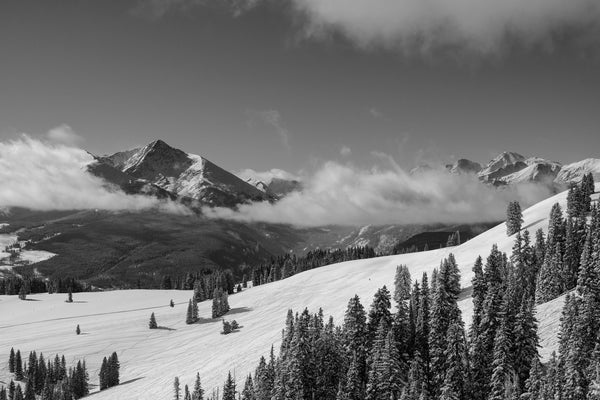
<box><xmin>0</xmin><ymin>186</ymin><xmax>594</xmax><ymax>399</ymax></box>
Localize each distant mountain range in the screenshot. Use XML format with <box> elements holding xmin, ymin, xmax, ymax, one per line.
<box><xmin>90</xmin><ymin>140</ymin><xmax>600</xmax><ymax>211</ymax></box>
<box><xmin>445</xmin><ymin>151</ymin><xmax>600</xmax><ymax>187</ymax></box>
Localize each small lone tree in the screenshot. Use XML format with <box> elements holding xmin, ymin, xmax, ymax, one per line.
<box><xmin>76</xmin><ymin>324</ymin><xmax>81</xmax><ymax>335</ymax></box>
<box><xmin>66</xmin><ymin>288</ymin><xmax>73</xmax><ymax>303</ymax></box>
<box><xmin>149</xmin><ymin>312</ymin><xmax>158</xmax><ymax>329</ymax></box>
<box><xmin>506</xmin><ymin>201</ymin><xmax>524</xmax><ymax>236</ymax></box>
<box><xmin>18</xmin><ymin>286</ymin><xmax>26</xmax><ymax>301</ymax></box>
<box><xmin>174</xmin><ymin>377</ymin><xmax>181</xmax><ymax>400</ymax></box>
<box><xmin>170</xmin><ymin>299</ymin><xmax>175</xmax><ymax>308</ymax></box>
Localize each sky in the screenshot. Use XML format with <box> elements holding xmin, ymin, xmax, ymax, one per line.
<box><xmin>0</xmin><ymin>0</ymin><xmax>599</xmax><ymax>177</ymax></box>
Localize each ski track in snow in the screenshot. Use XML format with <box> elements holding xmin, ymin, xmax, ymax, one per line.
<box><xmin>0</xmin><ymin>185</ymin><xmax>596</xmax><ymax>399</ymax></box>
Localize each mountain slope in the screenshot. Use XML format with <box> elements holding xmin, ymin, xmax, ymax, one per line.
<box><xmin>2</xmin><ymin>185</ymin><xmax>593</xmax><ymax>399</ymax></box>
<box><xmin>96</xmin><ymin>140</ymin><xmax>271</xmax><ymax>207</ymax></box>
<box><xmin>555</xmin><ymin>158</ymin><xmax>600</xmax><ymax>183</ymax></box>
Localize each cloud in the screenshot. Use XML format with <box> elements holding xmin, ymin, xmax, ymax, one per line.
<box><xmin>340</xmin><ymin>146</ymin><xmax>352</xmax><ymax>157</ymax></box>
<box><xmin>0</xmin><ymin>135</ymin><xmax>187</xmax><ymax>214</ymax></box>
<box><xmin>139</xmin><ymin>0</ymin><xmax>600</xmax><ymax>54</ymax></box>
<box><xmin>45</xmin><ymin>124</ymin><xmax>84</xmax><ymax>146</ymax></box>
<box><xmin>237</xmin><ymin>168</ymin><xmax>300</xmax><ymax>184</ymax></box>
<box><xmin>204</xmin><ymin>157</ymin><xmax>552</xmax><ymax>227</ymax></box>
<box><xmin>369</xmin><ymin>108</ymin><xmax>383</xmax><ymax>119</ymax></box>
<box><xmin>247</xmin><ymin>109</ymin><xmax>292</xmax><ymax>151</ymax></box>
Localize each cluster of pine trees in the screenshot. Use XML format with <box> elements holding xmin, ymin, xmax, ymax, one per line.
<box><xmin>250</xmin><ymin>246</ymin><xmax>377</xmax><ymax>287</ymax></box>
<box><xmin>187</xmin><ymin>175</ymin><xmax>599</xmax><ymax>400</ymax></box>
<box><xmin>99</xmin><ymin>352</ymin><xmax>120</xmax><ymax>391</ymax></box>
<box><xmin>0</xmin><ymin>276</ymin><xmax>87</xmax><ymax>296</ymax></box>
<box><xmin>161</xmin><ymin>270</ymin><xmax>236</xmax><ymax>296</ymax></box>
<box><xmin>212</xmin><ymin>288</ymin><xmax>230</xmax><ymax>319</ymax></box>
<box><xmin>3</xmin><ymin>349</ymin><xmax>89</xmax><ymax>400</ymax></box>
<box><xmin>173</xmin><ymin>373</ymin><xmax>206</xmax><ymax>400</ymax></box>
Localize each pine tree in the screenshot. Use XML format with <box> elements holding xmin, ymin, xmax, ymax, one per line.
<box><xmin>174</xmin><ymin>377</ymin><xmax>181</xmax><ymax>400</ymax></box>
<box><xmin>149</xmin><ymin>312</ymin><xmax>158</xmax><ymax>329</ymax></box>
<box><xmin>192</xmin><ymin>297</ymin><xmax>199</xmax><ymax>322</ymax></box>
<box><xmin>66</xmin><ymin>288</ymin><xmax>73</xmax><ymax>303</ymax></box>
<box><xmin>394</xmin><ymin>265</ymin><xmax>412</xmax><ymax>304</ymax></box>
<box><xmin>15</xmin><ymin>350</ymin><xmax>24</xmax><ymax>380</ymax></box>
<box><xmin>222</xmin><ymin>371</ymin><xmax>236</xmax><ymax>400</ymax></box>
<box><xmin>429</xmin><ymin>254</ymin><xmax>462</xmax><ymax>395</ymax></box>
<box><xmin>512</xmin><ymin>299</ymin><xmax>539</xmax><ymax>393</ymax></box>
<box><xmin>470</xmin><ymin>255</ymin><xmax>486</xmax><ymax>343</ymax></box>
<box><xmin>241</xmin><ymin>374</ymin><xmax>254</xmax><ymax>400</ymax></box>
<box><xmin>13</xmin><ymin>385</ymin><xmax>23</xmax><ymax>400</ymax></box>
<box><xmin>187</xmin><ymin>299</ymin><xmax>194</xmax><ymax>324</ymax></box>
<box><xmin>506</xmin><ymin>201</ymin><xmax>524</xmax><ymax>236</ymax></box>
<box><xmin>367</xmin><ymin>286</ymin><xmax>392</xmax><ymax>346</ymax></box>
<box><xmin>170</xmin><ymin>299</ymin><xmax>175</xmax><ymax>308</ymax></box>
<box><xmin>439</xmin><ymin>323</ymin><xmax>468</xmax><ymax>400</ymax></box>
<box><xmin>76</xmin><ymin>324</ymin><xmax>81</xmax><ymax>335</ymax></box>
<box><xmin>9</xmin><ymin>348</ymin><xmax>15</xmax><ymax>373</ymax></box>
<box><xmin>18</xmin><ymin>285</ymin><xmax>26</xmax><ymax>300</ymax></box>
<box><xmin>191</xmin><ymin>372</ymin><xmax>204</xmax><ymax>400</ymax></box>
<box><xmin>488</xmin><ymin>314</ymin><xmax>513</xmax><ymax>400</ymax></box>
<box><xmin>99</xmin><ymin>357</ymin><xmax>108</xmax><ymax>390</ymax></box>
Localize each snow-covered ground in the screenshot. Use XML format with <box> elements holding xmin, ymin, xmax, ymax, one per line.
<box><xmin>0</xmin><ymin>186</ymin><xmax>593</xmax><ymax>398</ymax></box>
<box><xmin>0</xmin><ymin>226</ymin><xmax>56</xmax><ymax>269</ymax></box>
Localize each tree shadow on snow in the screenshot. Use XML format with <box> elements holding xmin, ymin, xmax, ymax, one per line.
<box><xmin>196</xmin><ymin>307</ymin><xmax>252</xmax><ymax>325</ymax></box>
<box><xmin>225</xmin><ymin>306</ymin><xmax>252</xmax><ymax>316</ymax></box>
<box><xmin>522</xmin><ymin>218</ymin><xmax>545</xmax><ymax>232</ymax></box>
<box><xmin>86</xmin><ymin>377</ymin><xmax>145</xmax><ymax>396</ymax></box>
<box><xmin>156</xmin><ymin>326</ymin><xmax>176</xmax><ymax>331</ymax></box>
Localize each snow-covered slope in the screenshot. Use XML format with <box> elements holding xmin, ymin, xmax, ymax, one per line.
<box><xmin>1</xmin><ymin>186</ymin><xmax>596</xmax><ymax>399</ymax></box>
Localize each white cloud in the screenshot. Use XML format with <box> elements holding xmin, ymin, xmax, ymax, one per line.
<box><xmin>45</xmin><ymin>124</ymin><xmax>84</xmax><ymax>146</ymax></box>
<box><xmin>0</xmin><ymin>135</ymin><xmax>187</xmax><ymax>214</ymax></box>
<box><xmin>369</xmin><ymin>108</ymin><xmax>383</xmax><ymax>119</ymax></box>
<box><xmin>205</xmin><ymin>157</ymin><xmax>552</xmax><ymax>227</ymax></box>
<box><xmin>237</xmin><ymin>168</ymin><xmax>300</xmax><ymax>184</ymax></box>
<box><xmin>140</xmin><ymin>0</ymin><xmax>600</xmax><ymax>55</ymax></box>
<box><xmin>247</xmin><ymin>109</ymin><xmax>292</xmax><ymax>151</ymax></box>
<box><xmin>340</xmin><ymin>146</ymin><xmax>352</xmax><ymax>156</ymax></box>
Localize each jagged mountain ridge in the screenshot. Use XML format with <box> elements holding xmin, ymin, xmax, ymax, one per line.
<box><xmin>93</xmin><ymin>140</ymin><xmax>273</xmax><ymax>208</ymax></box>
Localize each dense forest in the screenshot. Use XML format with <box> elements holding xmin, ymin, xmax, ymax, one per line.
<box><xmin>174</xmin><ymin>174</ymin><xmax>600</xmax><ymax>400</ymax></box>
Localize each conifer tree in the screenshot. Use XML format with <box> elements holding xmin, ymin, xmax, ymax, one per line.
<box><xmin>488</xmin><ymin>315</ymin><xmax>513</xmax><ymax>400</ymax></box>
<box><xmin>66</xmin><ymin>288</ymin><xmax>73</xmax><ymax>303</ymax></box>
<box><xmin>13</xmin><ymin>385</ymin><xmax>23</xmax><ymax>400</ymax></box>
<box><xmin>174</xmin><ymin>377</ymin><xmax>181</xmax><ymax>400</ymax></box>
<box><xmin>15</xmin><ymin>350</ymin><xmax>23</xmax><ymax>380</ymax></box>
<box><xmin>241</xmin><ymin>374</ymin><xmax>254</xmax><ymax>400</ymax></box>
<box><xmin>470</xmin><ymin>255</ymin><xmax>486</xmax><ymax>343</ymax></box>
<box><xmin>149</xmin><ymin>312</ymin><xmax>158</xmax><ymax>329</ymax></box>
<box><xmin>192</xmin><ymin>297</ymin><xmax>199</xmax><ymax>322</ymax></box>
<box><xmin>186</xmin><ymin>300</ymin><xmax>194</xmax><ymax>324</ymax></box>
<box><xmin>76</xmin><ymin>324</ymin><xmax>81</xmax><ymax>335</ymax></box>
<box><xmin>9</xmin><ymin>348</ymin><xmax>15</xmax><ymax>373</ymax></box>
<box><xmin>222</xmin><ymin>371</ymin><xmax>236</xmax><ymax>400</ymax></box>
<box><xmin>99</xmin><ymin>357</ymin><xmax>108</xmax><ymax>390</ymax></box>
<box><xmin>367</xmin><ymin>286</ymin><xmax>393</xmax><ymax>346</ymax></box>
<box><xmin>439</xmin><ymin>323</ymin><xmax>468</xmax><ymax>400</ymax></box>
<box><xmin>394</xmin><ymin>265</ymin><xmax>412</xmax><ymax>304</ymax></box>
<box><xmin>191</xmin><ymin>372</ymin><xmax>204</xmax><ymax>400</ymax></box>
<box><xmin>506</xmin><ymin>201</ymin><xmax>524</xmax><ymax>236</ymax></box>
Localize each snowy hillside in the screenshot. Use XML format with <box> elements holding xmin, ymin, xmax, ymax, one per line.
<box><xmin>555</xmin><ymin>158</ymin><xmax>600</xmax><ymax>183</ymax></box>
<box><xmin>1</xmin><ymin>185</ymin><xmax>595</xmax><ymax>399</ymax></box>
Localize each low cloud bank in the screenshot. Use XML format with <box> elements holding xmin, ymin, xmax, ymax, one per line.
<box><xmin>205</xmin><ymin>161</ymin><xmax>552</xmax><ymax>226</ymax></box>
<box><xmin>0</xmin><ymin>135</ymin><xmax>186</xmax><ymax>214</ymax></box>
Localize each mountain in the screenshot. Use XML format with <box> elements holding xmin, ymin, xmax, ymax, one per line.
<box><xmin>1</xmin><ymin>184</ymin><xmax>587</xmax><ymax>399</ymax></box>
<box><xmin>555</xmin><ymin>158</ymin><xmax>600</xmax><ymax>183</ymax></box>
<box><xmin>446</xmin><ymin>159</ymin><xmax>482</xmax><ymax>175</ymax></box>
<box><xmin>94</xmin><ymin>140</ymin><xmax>271</xmax><ymax>208</ymax></box>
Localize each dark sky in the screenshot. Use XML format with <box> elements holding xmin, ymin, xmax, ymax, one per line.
<box><xmin>1</xmin><ymin>0</ymin><xmax>599</xmax><ymax>174</ymax></box>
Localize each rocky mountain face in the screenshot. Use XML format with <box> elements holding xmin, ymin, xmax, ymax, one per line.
<box><xmin>446</xmin><ymin>151</ymin><xmax>599</xmax><ymax>188</ymax></box>
<box><xmin>92</xmin><ymin>140</ymin><xmax>272</xmax><ymax>208</ymax></box>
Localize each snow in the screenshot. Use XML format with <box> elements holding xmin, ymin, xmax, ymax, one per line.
<box><xmin>555</xmin><ymin>158</ymin><xmax>600</xmax><ymax>183</ymax></box>
<box><xmin>0</xmin><ymin>186</ymin><xmax>595</xmax><ymax>398</ymax></box>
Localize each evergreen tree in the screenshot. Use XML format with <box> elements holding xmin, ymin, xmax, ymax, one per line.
<box><xmin>222</xmin><ymin>371</ymin><xmax>236</xmax><ymax>400</ymax></box>
<box><xmin>174</xmin><ymin>377</ymin><xmax>181</xmax><ymax>400</ymax></box>
<box><xmin>13</xmin><ymin>385</ymin><xmax>23</xmax><ymax>400</ymax></box>
<box><xmin>241</xmin><ymin>374</ymin><xmax>254</xmax><ymax>400</ymax></box>
<box><xmin>76</xmin><ymin>324</ymin><xmax>81</xmax><ymax>335</ymax></box>
<box><xmin>192</xmin><ymin>297</ymin><xmax>199</xmax><ymax>322</ymax></box>
<box><xmin>394</xmin><ymin>265</ymin><xmax>412</xmax><ymax>304</ymax></box>
<box><xmin>488</xmin><ymin>315</ymin><xmax>513</xmax><ymax>400</ymax></box>
<box><xmin>439</xmin><ymin>323</ymin><xmax>468</xmax><ymax>400</ymax></box>
<box><xmin>170</xmin><ymin>299</ymin><xmax>175</xmax><ymax>308</ymax></box>
<box><xmin>99</xmin><ymin>357</ymin><xmax>108</xmax><ymax>390</ymax></box>
<box><xmin>9</xmin><ymin>348</ymin><xmax>15</xmax><ymax>373</ymax></box>
<box><xmin>367</xmin><ymin>286</ymin><xmax>393</xmax><ymax>346</ymax></box>
<box><xmin>66</xmin><ymin>288</ymin><xmax>73</xmax><ymax>303</ymax></box>
<box><xmin>506</xmin><ymin>201</ymin><xmax>524</xmax><ymax>236</ymax></box>
<box><xmin>187</xmin><ymin>299</ymin><xmax>194</xmax><ymax>324</ymax></box>
<box><xmin>470</xmin><ymin>255</ymin><xmax>486</xmax><ymax>343</ymax></box>
<box><xmin>191</xmin><ymin>372</ymin><xmax>204</xmax><ymax>400</ymax></box>
<box><xmin>15</xmin><ymin>350</ymin><xmax>23</xmax><ymax>380</ymax></box>
<box><xmin>429</xmin><ymin>254</ymin><xmax>462</xmax><ymax>395</ymax></box>
<box><xmin>149</xmin><ymin>312</ymin><xmax>158</xmax><ymax>329</ymax></box>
